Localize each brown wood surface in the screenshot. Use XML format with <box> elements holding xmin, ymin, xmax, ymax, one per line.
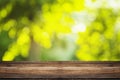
<box><xmin>0</xmin><ymin>61</ymin><xmax>120</xmax><ymax>79</ymax></box>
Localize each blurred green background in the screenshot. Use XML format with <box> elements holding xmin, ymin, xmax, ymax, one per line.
<box><xmin>0</xmin><ymin>0</ymin><xmax>120</xmax><ymax>61</ymax></box>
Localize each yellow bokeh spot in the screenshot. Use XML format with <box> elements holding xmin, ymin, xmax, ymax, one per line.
<box><xmin>0</xmin><ymin>9</ymin><xmax>7</xmax><ymax>18</ymax></box>
<box><xmin>8</xmin><ymin>28</ymin><xmax>16</xmax><ymax>38</ymax></box>
<box><xmin>73</xmin><ymin>0</ymin><xmax>84</xmax><ymax>11</ymax></box>
<box><xmin>3</xmin><ymin>19</ymin><xmax>17</xmax><ymax>31</ymax></box>
<box><xmin>62</xmin><ymin>3</ymin><xmax>73</xmax><ymax>13</ymax></box>
<box><xmin>16</xmin><ymin>28</ymin><xmax>30</xmax><ymax>57</ymax></box>
<box><xmin>17</xmin><ymin>28</ymin><xmax>30</xmax><ymax>46</ymax></box>
<box><xmin>51</xmin><ymin>4</ymin><xmax>63</xmax><ymax>13</ymax></box>
<box><xmin>63</xmin><ymin>16</ymin><xmax>75</xmax><ymax>25</ymax></box>
<box><xmin>20</xmin><ymin>44</ymin><xmax>30</xmax><ymax>57</ymax></box>
<box><xmin>76</xmin><ymin>43</ymin><xmax>95</xmax><ymax>61</ymax></box>
<box><xmin>56</xmin><ymin>26</ymin><xmax>71</xmax><ymax>34</ymax></box>
<box><xmin>104</xmin><ymin>29</ymin><xmax>114</xmax><ymax>40</ymax></box>
<box><xmin>31</xmin><ymin>25</ymin><xmax>51</xmax><ymax>48</ymax></box>
<box><xmin>93</xmin><ymin>22</ymin><xmax>104</xmax><ymax>32</ymax></box>
<box><xmin>76</xmin><ymin>50</ymin><xmax>95</xmax><ymax>61</ymax></box>
<box><xmin>2</xmin><ymin>52</ymin><xmax>15</xmax><ymax>61</ymax></box>
<box><xmin>2</xmin><ymin>44</ymin><xmax>19</xmax><ymax>61</ymax></box>
<box><xmin>39</xmin><ymin>32</ymin><xmax>51</xmax><ymax>48</ymax></box>
<box><xmin>90</xmin><ymin>32</ymin><xmax>101</xmax><ymax>46</ymax></box>
<box><xmin>17</xmin><ymin>33</ymin><xmax>29</xmax><ymax>45</ymax></box>
<box><xmin>21</xmin><ymin>17</ymin><xmax>29</xmax><ymax>24</ymax></box>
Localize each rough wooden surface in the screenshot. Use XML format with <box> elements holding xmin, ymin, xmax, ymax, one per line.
<box><xmin>0</xmin><ymin>61</ymin><xmax>120</xmax><ymax>79</ymax></box>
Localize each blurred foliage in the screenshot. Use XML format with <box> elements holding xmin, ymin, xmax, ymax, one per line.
<box><xmin>0</xmin><ymin>0</ymin><xmax>120</xmax><ymax>61</ymax></box>
<box><xmin>76</xmin><ymin>0</ymin><xmax>120</xmax><ymax>61</ymax></box>
<box><xmin>76</xmin><ymin>8</ymin><xmax>120</xmax><ymax>60</ymax></box>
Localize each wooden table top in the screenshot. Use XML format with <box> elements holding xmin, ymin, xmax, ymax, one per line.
<box><xmin>0</xmin><ymin>61</ymin><xmax>120</xmax><ymax>79</ymax></box>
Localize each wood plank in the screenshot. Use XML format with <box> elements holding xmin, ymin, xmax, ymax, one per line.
<box><xmin>0</xmin><ymin>61</ymin><xmax>120</xmax><ymax>79</ymax></box>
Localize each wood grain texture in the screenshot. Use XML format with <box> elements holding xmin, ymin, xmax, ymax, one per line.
<box><xmin>0</xmin><ymin>61</ymin><xmax>120</xmax><ymax>79</ymax></box>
